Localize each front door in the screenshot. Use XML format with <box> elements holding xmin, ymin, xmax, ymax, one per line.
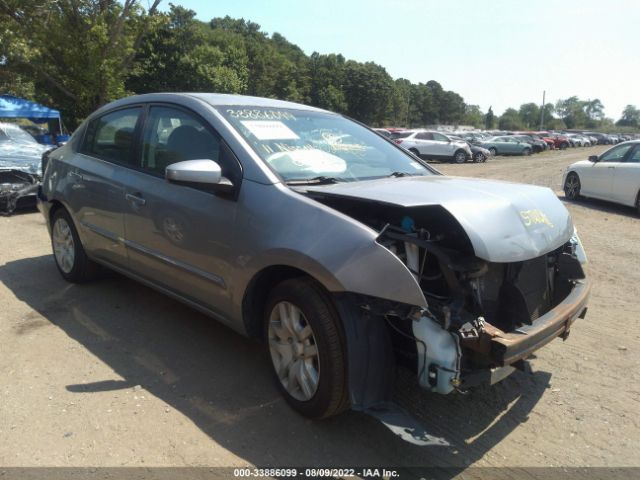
<box><xmin>611</xmin><ymin>145</ymin><xmax>640</xmax><ymax>205</ymax></box>
<box><xmin>122</xmin><ymin>104</ymin><xmax>243</xmax><ymax>321</ymax></box>
<box><xmin>582</xmin><ymin>144</ymin><xmax>634</xmax><ymax>200</ymax></box>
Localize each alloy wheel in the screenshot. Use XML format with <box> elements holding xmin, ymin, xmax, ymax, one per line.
<box><xmin>564</xmin><ymin>174</ymin><xmax>580</xmax><ymax>200</ymax></box>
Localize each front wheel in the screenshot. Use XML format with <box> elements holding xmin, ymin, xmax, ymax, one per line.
<box><xmin>564</xmin><ymin>172</ymin><xmax>581</xmax><ymax>200</ymax></box>
<box><xmin>453</xmin><ymin>150</ymin><xmax>467</xmax><ymax>164</ymax></box>
<box><xmin>409</xmin><ymin>148</ymin><xmax>420</xmax><ymax>158</ymax></box>
<box><xmin>522</xmin><ymin>147</ymin><xmax>532</xmax><ymax>156</ymax></box>
<box><xmin>265</xmin><ymin>278</ymin><xmax>349</xmax><ymax>419</ymax></box>
<box><xmin>473</xmin><ymin>152</ymin><xmax>486</xmax><ymax>163</ymax></box>
<box><xmin>51</xmin><ymin>208</ymin><xmax>100</xmax><ymax>282</ymax></box>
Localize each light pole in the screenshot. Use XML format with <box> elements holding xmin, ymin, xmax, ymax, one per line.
<box><xmin>539</xmin><ymin>90</ymin><xmax>546</xmax><ymax>131</ymax></box>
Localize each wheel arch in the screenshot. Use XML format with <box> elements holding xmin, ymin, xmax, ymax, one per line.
<box><xmin>242</xmin><ymin>264</ymin><xmax>330</xmax><ymax>339</ymax></box>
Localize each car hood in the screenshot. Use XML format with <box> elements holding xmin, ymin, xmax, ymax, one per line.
<box><xmin>304</xmin><ymin>176</ymin><xmax>574</xmax><ymax>262</ymax></box>
<box><xmin>0</xmin><ymin>140</ymin><xmax>50</xmax><ymax>175</ymax></box>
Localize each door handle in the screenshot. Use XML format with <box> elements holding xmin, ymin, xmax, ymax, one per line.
<box><xmin>125</xmin><ymin>193</ymin><xmax>146</xmax><ymax>206</ymax></box>
<box><xmin>69</xmin><ymin>171</ymin><xmax>83</xmax><ymax>181</ymax></box>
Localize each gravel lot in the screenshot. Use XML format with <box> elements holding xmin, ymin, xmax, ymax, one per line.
<box><xmin>1</xmin><ymin>145</ymin><xmax>638</xmax><ymax>475</ymax></box>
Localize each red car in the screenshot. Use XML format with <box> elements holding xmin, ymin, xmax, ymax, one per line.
<box><xmin>535</xmin><ymin>131</ymin><xmax>570</xmax><ymax>150</ymax></box>
<box><xmin>517</xmin><ymin>131</ymin><xmax>556</xmax><ymax>150</ymax></box>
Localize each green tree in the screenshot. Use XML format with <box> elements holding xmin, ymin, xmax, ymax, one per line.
<box><xmin>463</xmin><ymin>105</ymin><xmax>484</xmax><ymax>128</ymax></box>
<box><xmin>0</xmin><ymin>0</ymin><xmax>162</xmax><ymax>126</ymax></box>
<box><xmin>484</xmin><ymin>106</ymin><xmax>495</xmax><ymax>129</ymax></box>
<box><xmin>616</xmin><ymin>105</ymin><xmax>639</xmax><ymax>127</ymax></box>
<box><xmin>518</xmin><ymin>103</ymin><xmax>540</xmax><ymax>129</ymax></box>
<box><xmin>342</xmin><ymin>61</ymin><xmax>394</xmax><ymax>126</ymax></box>
<box><xmin>127</xmin><ymin>5</ymin><xmax>247</xmax><ymax>95</ymax></box>
<box><xmin>498</xmin><ymin>108</ymin><xmax>523</xmax><ymax>130</ymax></box>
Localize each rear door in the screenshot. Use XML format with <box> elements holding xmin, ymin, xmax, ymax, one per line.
<box><xmin>68</xmin><ymin>106</ymin><xmax>143</xmax><ymax>268</ymax></box>
<box><xmin>121</xmin><ymin>104</ymin><xmax>243</xmax><ymax>321</ymax></box>
<box><xmin>432</xmin><ymin>132</ymin><xmax>454</xmax><ymax>157</ymax></box>
<box><xmin>414</xmin><ymin>132</ymin><xmax>435</xmax><ymax>156</ymax></box>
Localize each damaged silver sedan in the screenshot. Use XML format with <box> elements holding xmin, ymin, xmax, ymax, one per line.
<box><xmin>38</xmin><ymin>93</ymin><xmax>590</xmax><ymax>419</ymax></box>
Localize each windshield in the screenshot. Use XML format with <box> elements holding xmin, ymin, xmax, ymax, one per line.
<box><xmin>219</xmin><ymin>107</ymin><xmax>432</xmax><ymax>182</ymax></box>
<box><xmin>0</xmin><ymin>124</ymin><xmax>39</xmax><ymax>144</ymax></box>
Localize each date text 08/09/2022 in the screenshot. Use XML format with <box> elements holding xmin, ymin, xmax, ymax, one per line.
<box><xmin>233</xmin><ymin>468</ymin><xmax>400</xmax><ymax>478</ymax></box>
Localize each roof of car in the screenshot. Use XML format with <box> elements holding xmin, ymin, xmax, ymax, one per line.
<box><xmin>98</xmin><ymin>92</ymin><xmax>330</xmax><ymax>114</ymax></box>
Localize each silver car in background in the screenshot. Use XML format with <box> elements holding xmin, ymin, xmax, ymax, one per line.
<box><xmin>39</xmin><ymin>93</ymin><xmax>590</xmax><ymax>419</ymax></box>
<box><xmin>393</xmin><ymin>129</ymin><xmax>473</xmax><ymax>163</ymax></box>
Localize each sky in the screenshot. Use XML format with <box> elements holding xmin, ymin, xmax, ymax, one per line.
<box><xmin>159</xmin><ymin>0</ymin><xmax>640</xmax><ymax>119</ymax></box>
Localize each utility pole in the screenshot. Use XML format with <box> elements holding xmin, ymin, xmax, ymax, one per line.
<box><xmin>539</xmin><ymin>90</ymin><xmax>546</xmax><ymax>131</ymax></box>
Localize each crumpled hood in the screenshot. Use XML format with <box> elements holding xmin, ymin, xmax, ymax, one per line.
<box><xmin>0</xmin><ymin>140</ymin><xmax>51</xmax><ymax>175</ymax></box>
<box><xmin>304</xmin><ymin>175</ymin><xmax>574</xmax><ymax>262</ymax></box>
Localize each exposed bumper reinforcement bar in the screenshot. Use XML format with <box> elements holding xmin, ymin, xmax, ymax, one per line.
<box><xmin>489</xmin><ymin>279</ymin><xmax>591</xmax><ymax>366</ymax></box>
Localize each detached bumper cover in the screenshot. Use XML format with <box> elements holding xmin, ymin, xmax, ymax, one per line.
<box><xmin>489</xmin><ymin>279</ymin><xmax>591</xmax><ymax>366</ymax></box>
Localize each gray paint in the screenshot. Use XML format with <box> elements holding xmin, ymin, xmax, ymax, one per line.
<box><xmin>304</xmin><ymin>175</ymin><xmax>574</xmax><ymax>262</ymax></box>
<box><xmin>40</xmin><ymin>93</ymin><xmax>573</xmax><ymax>337</ymax></box>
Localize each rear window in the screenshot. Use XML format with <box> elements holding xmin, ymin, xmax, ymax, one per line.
<box><xmin>82</xmin><ymin>107</ymin><xmax>141</xmax><ymax>164</ymax></box>
<box><xmin>390</xmin><ymin>131</ymin><xmax>412</xmax><ymax>139</ymax></box>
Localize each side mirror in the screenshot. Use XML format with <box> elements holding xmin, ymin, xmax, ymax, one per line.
<box><xmin>166</xmin><ymin>159</ymin><xmax>223</xmax><ymax>185</ymax></box>
<box><xmin>588</xmin><ymin>155</ymin><xmax>599</xmax><ymax>163</ymax></box>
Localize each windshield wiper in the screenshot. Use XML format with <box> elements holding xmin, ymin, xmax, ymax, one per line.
<box><xmin>285</xmin><ymin>175</ymin><xmax>344</xmax><ymax>185</ymax></box>
<box><xmin>387</xmin><ymin>171</ymin><xmax>415</xmax><ymax>178</ymax></box>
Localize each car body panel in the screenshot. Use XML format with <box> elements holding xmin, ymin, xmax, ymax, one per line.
<box><xmin>304</xmin><ymin>175</ymin><xmax>574</xmax><ymax>262</ymax></box>
<box><xmin>564</xmin><ymin>142</ymin><xmax>640</xmax><ymax>207</ymax></box>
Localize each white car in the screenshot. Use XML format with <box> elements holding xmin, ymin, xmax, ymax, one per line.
<box><xmin>563</xmin><ymin>141</ymin><xmax>640</xmax><ymax>215</ymax></box>
<box><xmin>394</xmin><ymin>130</ymin><xmax>472</xmax><ymax>163</ymax></box>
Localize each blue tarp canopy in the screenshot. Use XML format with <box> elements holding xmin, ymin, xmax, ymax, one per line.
<box><xmin>0</xmin><ymin>94</ymin><xmax>60</xmax><ymax>124</ymax></box>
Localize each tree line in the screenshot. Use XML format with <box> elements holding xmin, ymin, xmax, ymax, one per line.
<box><xmin>1</xmin><ymin>1</ymin><xmax>638</xmax><ymax>132</ymax></box>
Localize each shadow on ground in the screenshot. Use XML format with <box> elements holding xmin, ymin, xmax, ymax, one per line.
<box><xmin>1</xmin><ymin>254</ymin><xmax>553</xmax><ymax>478</ymax></box>
<box><xmin>562</xmin><ymin>195</ymin><xmax>639</xmax><ymax>219</ymax></box>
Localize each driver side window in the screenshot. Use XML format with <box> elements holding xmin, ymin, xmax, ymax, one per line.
<box><xmin>600</xmin><ymin>144</ymin><xmax>632</xmax><ymax>162</ymax></box>
<box><xmin>140</xmin><ymin>105</ymin><xmax>242</xmax><ymax>186</ymax></box>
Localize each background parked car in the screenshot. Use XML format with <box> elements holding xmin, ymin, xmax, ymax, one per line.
<box><xmin>563</xmin><ymin>141</ymin><xmax>640</xmax><ymax>215</ymax></box>
<box><xmin>511</xmin><ymin>134</ymin><xmax>547</xmax><ymax>153</ymax></box>
<box><xmin>449</xmin><ymin>135</ymin><xmax>492</xmax><ymax>162</ymax></box>
<box><xmin>477</xmin><ymin>136</ymin><xmax>533</xmax><ymax>156</ymax></box>
<box><xmin>394</xmin><ymin>130</ymin><xmax>472</xmax><ymax>163</ymax></box>
<box><xmin>0</xmin><ymin>122</ymin><xmax>52</xmax><ymax>175</ymax></box>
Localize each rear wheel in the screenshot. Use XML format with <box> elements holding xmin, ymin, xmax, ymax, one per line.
<box><xmin>453</xmin><ymin>150</ymin><xmax>467</xmax><ymax>164</ymax></box>
<box><xmin>564</xmin><ymin>172</ymin><xmax>581</xmax><ymax>200</ymax></box>
<box><xmin>51</xmin><ymin>208</ymin><xmax>100</xmax><ymax>282</ymax></box>
<box><xmin>636</xmin><ymin>191</ymin><xmax>640</xmax><ymax>217</ymax></box>
<box><xmin>264</xmin><ymin>278</ymin><xmax>349</xmax><ymax>419</ymax></box>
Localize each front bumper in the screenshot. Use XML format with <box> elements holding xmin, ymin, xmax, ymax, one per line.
<box><xmin>487</xmin><ymin>279</ymin><xmax>591</xmax><ymax>366</ymax></box>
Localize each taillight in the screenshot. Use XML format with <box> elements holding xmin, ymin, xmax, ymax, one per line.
<box><xmin>395</xmin><ymin>139</ymin><xmax>403</xmax><ymax>144</ymax></box>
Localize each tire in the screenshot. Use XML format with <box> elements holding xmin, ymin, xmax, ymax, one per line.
<box><xmin>409</xmin><ymin>148</ymin><xmax>420</xmax><ymax>158</ymax></box>
<box><xmin>564</xmin><ymin>172</ymin><xmax>581</xmax><ymax>201</ymax></box>
<box><xmin>264</xmin><ymin>278</ymin><xmax>349</xmax><ymax>419</ymax></box>
<box><xmin>522</xmin><ymin>147</ymin><xmax>531</xmax><ymax>156</ymax></box>
<box><xmin>636</xmin><ymin>191</ymin><xmax>640</xmax><ymax>217</ymax></box>
<box><xmin>472</xmin><ymin>152</ymin><xmax>486</xmax><ymax>163</ymax></box>
<box><xmin>453</xmin><ymin>150</ymin><xmax>467</xmax><ymax>164</ymax></box>
<box><xmin>559</xmin><ymin>142</ymin><xmax>568</xmax><ymax>150</ymax></box>
<box><xmin>488</xmin><ymin>147</ymin><xmax>497</xmax><ymax>156</ymax></box>
<box><xmin>51</xmin><ymin>208</ymin><xmax>100</xmax><ymax>283</ymax></box>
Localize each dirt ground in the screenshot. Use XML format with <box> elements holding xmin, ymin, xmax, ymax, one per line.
<box><xmin>1</xmin><ymin>145</ymin><xmax>639</xmax><ymax>475</ymax></box>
